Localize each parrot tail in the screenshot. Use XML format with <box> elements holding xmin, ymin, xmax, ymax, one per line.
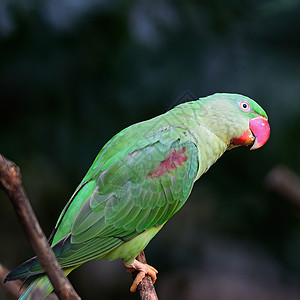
<box><xmin>4</xmin><ymin>235</ymin><xmax>71</xmax><ymax>282</ymax></box>
<box><xmin>18</xmin><ymin>267</ymin><xmax>75</xmax><ymax>300</ymax></box>
<box><xmin>4</xmin><ymin>256</ymin><xmax>44</xmax><ymax>282</ymax></box>
<box><xmin>19</xmin><ymin>275</ymin><xmax>54</xmax><ymax>300</ymax></box>
<box><xmin>4</xmin><ymin>254</ymin><xmax>77</xmax><ymax>299</ymax></box>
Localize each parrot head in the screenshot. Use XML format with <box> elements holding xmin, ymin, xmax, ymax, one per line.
<box><xmin>228</xmin><ymin>96</ymin><xmax>270</xmax><ymax>150</ymax></box>
<box><xmin>198</xmin><ymin>93</ymin><xmax>270</xmax><ymax>150</ymax></box>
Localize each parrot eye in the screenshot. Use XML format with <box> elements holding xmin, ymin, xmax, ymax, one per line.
<box><xmin>239</xmin><ymin>101</ymin><xmax>251</xmax><ymax>112</ymax></box>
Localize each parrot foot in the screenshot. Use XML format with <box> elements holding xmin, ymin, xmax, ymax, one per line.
<box><xmin>124</xmin><ymin>259</ymin><xmax>158</xmax><ymax>292</ymax></box>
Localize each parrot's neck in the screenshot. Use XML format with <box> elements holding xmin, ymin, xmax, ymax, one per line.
<box><xmin>192</xmin><ymin>124</ymin><xmax>228</xmax><ymax>181</ymax></box>
<box><xmin>170</xmin><ymin>102</ymin><xmax>230</xmax><ymax>181</ymax></box>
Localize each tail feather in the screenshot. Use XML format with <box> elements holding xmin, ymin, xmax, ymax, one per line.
<box><xmin>19</xmin><ymin>275</ymin><xmax>53</xmax><ymax>300</ymax></box>
<box><xmin>19</xmin><ymin>267</ymin><xmax>75</xmax><ymax>300</ymax></box>
<box><xmin>4</xmin><ymin>257</ymin><xmax>43</xmax><ymax>282</ymax></box>
<box><xmin>4</xmin><ymin>254</ymin><xmax>77</xmax><ymax>299</ymax></box>
<box><xmin>5</xmin><ymin>235</ymin><xmax>72</xmax><ymax>283</ymax></box>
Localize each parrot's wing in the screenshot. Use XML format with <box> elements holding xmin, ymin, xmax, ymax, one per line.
<box><xmin>49</xmin><ymin>126</ymin><xmax>199</xmax><ymax>268</ymax></box>
<box><xmin>48</xmin><ymin>121</ymin><xmax>166</xmax><ymax>246</ymax></box>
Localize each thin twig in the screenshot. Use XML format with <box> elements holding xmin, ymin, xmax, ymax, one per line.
<box><xmin>0</xmin><ymin>154</ymin><xmax>80</xmax><ymax>300</ymax></box>
<box><xmin>134</xmin><ymin>251</ymin><xmax>159</xmax><ymax>300</ymax></box>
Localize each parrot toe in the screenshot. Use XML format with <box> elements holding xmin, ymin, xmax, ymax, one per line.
<box><xmin>124</xmin><ymin>259</ymin><xmax>158</xmax><ymax>292</ymax></box>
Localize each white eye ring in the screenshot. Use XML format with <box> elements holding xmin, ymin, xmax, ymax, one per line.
<box><xmin>239</xmin><ymin>101</ymin><xmax>251</xmax><ymax>112</ymax></box>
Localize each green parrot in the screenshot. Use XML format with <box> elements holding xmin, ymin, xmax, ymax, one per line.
<box><xmin>5</xmin><ymin>93</ymin><xmax>270</xmax><ymax>299</ymax></box>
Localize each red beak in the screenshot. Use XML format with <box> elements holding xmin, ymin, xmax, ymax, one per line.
<box><xmin>249</xmin><ymin>116</ymin><xmax>270</xmax><ymax>150</ymax></box>
<box><xmin>231</xmin><ymin>116</ymin><xmax>270</xmax><ymax>150</ymax></box>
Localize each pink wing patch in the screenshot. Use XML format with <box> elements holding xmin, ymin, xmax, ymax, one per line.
<box><xmin>147</xmin><ymin>147</ymin><xmax>188</xmax><ymax>179</ymax></box>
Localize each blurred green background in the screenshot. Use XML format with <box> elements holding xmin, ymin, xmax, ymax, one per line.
<box><xmin>1</xmin><ymin>0</ymin><xmax>300</xmax><ymax>299</ymax></box>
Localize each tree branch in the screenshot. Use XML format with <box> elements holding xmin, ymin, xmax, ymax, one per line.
<box><xmin>0</xmin><ymin>154</ymin><xmax>80</xmax><ymax>300</ymax></box>
<box><xmin>134</xmin><ymin>251</ymin><xmax>158</xmax><ymax>300</ymax></box>
<box><xmin>265</xmin><ymin>164</ymin><xmax>300</xmax><ymax>209</ymax></box>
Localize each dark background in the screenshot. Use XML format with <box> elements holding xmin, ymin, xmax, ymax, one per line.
<box><xmin>1</xmin><ymin>1</ymin><xmax>300</xmax><ymax>299</ymax></box>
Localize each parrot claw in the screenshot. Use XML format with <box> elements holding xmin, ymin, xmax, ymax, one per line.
<box><xmin>124</xmin><ymin>259</ymin><xmax>158</xmax><ymax>292</ymax></box>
